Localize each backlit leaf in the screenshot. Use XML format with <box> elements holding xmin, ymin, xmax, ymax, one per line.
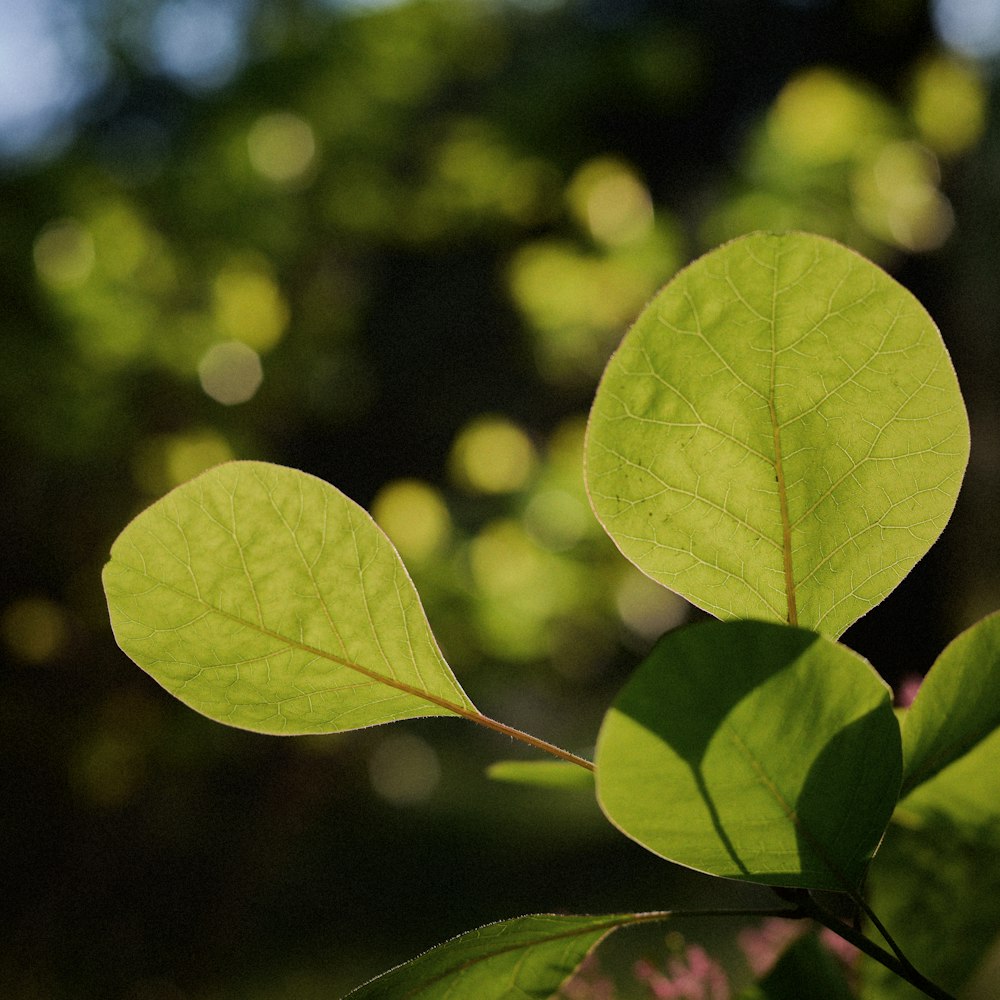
<box><xmin>900</xmin><ymin>609</ymin><xmax>1000</xmax><ymax>797</ymax></box>
<box><xmin>595</xmin><ymin>619</ymin><xmax>902</xmax><ymax>890</ymax></box>
<box><xmin>585</xmin><ymin>231</ymin><xmax>969</xmax><ymax>636</ymax></box>
<box><xmin>103</xmin><ymin>461</ymin><xmax>475</xmax><ymax>734</ymax></box>
<box><xmin>344</xmin><ymin>912</ymin><xmax>660</xmax><ymax>999</ymax></box>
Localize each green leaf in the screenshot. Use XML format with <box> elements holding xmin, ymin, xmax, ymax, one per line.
<box><xmin>103</xmin><ymin>461</ymin><xmax>475</xmax><ymax>734</ymax></box>
<box><xmin>900</xmin><ymin>610</ymin><xmax>1000</xmax><ymax>797</ymax></box>
<box><xmin>896</xmin><ymin>726</ymin><xmax>1000</xmax><ymax>841</ymax></box>
<box><xmin>486</xmin><ymin>760</ymin><xmax>596</xmax><ymax>792</ymax></box>
<box><xmin>860</xmin><ymin>816</ymin><xmax>1000</xmax><ymax>999</ymax></box>
<box><xmin>595</xmin><ymin>619</ymin><xmax>902</xmax><ymax>890</ymax></box>
<box><xmin>585</xmin><ymin>231</ymin><xmax>969</xmax><ymax>637</ymax></box>
<box><xmin>344</xmin><ymin>912</ymin><xmax>659</xmax><ymax>999</ymax></box>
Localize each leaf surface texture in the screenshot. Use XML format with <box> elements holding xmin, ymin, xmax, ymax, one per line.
<box><xmin>585</xmin><ymin>231</ymin><xmax>969</xmax><ymax>635</ymax></box>
<box><xmin>103</xmin><ymin>461</ymin><xmax>474</xmax><ymax>734</ymax></box>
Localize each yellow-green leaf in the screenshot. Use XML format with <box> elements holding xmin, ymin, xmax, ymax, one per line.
<box><xmin>585</xmin><ymin>231</ymin><xmax>969</xmax><ymax>636</ymax></box>
<box><xmin>103</xmin><ymin>461</ymin><xmax>475</xmax><ymax>734</ymax></box>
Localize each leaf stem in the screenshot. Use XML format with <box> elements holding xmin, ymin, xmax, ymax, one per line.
<box><xmin>778</xmin><ymin>890</ymin><xmax>956</xmax><ymax>1000</ymax></box>
<box><xmin>767</xmin><ymin>259</ymin><xmax>797</xmax><ymax>628</ymax></box>
<box><xmin>847</xmin><ymin>889</ymin><xmax>911</xmax><ymax>969</ymax></box>
<box><xmin>461</xmin><ymin>710</ymin><xmax>595</xmax><ymax>771</ymax></box>
<box><xmin>768</xmin><ymin>397</ymin><xmax>797</xmax><ymax>627</ymax></box>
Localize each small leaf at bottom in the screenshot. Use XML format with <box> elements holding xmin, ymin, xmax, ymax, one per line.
<box><xmin>344</xmin><ymin>913</ymin><xmax>656</xmax><ymax>999</ymax></box>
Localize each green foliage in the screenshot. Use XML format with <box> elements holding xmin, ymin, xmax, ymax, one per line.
<box><xmin>103</xmin><ymin>461</ymin><xmax>474</xmax><ymax>734</ymax></box>
<box><xmin>900</xmin><ymin>610</ymin><xmax>1000</xmax><ymax>797</ymax></box>
<box><xmin>861</xmin><ymin>817</ymin><xmax>1000</xmax><ymax>999</ymax></box>
<box><xmin>486</xmin><ymin>760</ymin><xmax>596</xmax><ymax>792</ymax></box>
<box><xmin>344</xmin><ymin>913</ymin><xmax>658</xmax><ymax>1000</ymax></box>
<box><xmin>585</xmin><ymin>232</ymin><xmax>969</xmax><ymax>637</ymax></box>
<box><xmin>596</xmin><ymin>619</ymin><xmax>900</xmax><ymax>890</ymax></box>
<box><xmin>103</xmin><ymin>231</ymin><xmax>996</xmax><ymax>1000</ymax></box>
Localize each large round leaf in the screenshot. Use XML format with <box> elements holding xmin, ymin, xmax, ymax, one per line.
<box><xmin>103</xmin><ymin>461</ymin><xmax>475</xmax><ymax>734</ymax></box>
<box><xmin>585</xmin><ymin>231</ymin><xmax>969</xmax><ymax>636</ymax></box>
<box><xmin>595</xmin><ymin>619</ymin><xmax>902</xmax><ymax>890</ymax></box>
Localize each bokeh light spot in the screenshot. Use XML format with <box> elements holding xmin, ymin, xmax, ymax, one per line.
<box><xmin>149</xmin><ymin>0</ymin><xmax>246</xmax><ymax>89</ymax></box>
<box><xmin>2</xmin><ymin>596</ymin><xmax>69</xmax><ymax>664</ymax></box>
<box><xmin>247</xmin><ymin>112</ymin><xmax>317</xmax><ymax>184</ymax></box>
<box><xmin>0</xmin><ymin>0</ymin><xmax>107</xmax><ymax>160</ymax></box>
<box><xmin>449</xmin><ymin>416</ymin><xmax>537</xmax><ymax>493</ymax></box>
<box><xmin>71</xmin><ymin>733</ymin><xmax>144</xmax><ymax>809</ymax></box>
<box><xmin>33</xmin><ymin>218</ymin><xmax>95</xmax><ymax>288</ymax></box>
<box><xmin>372</xmin><ymin>479</ymin><xmax>451</xmax><ymax>562</ymax></box>
<box><xmin>768</xmin><ymin>68</ymin><xmax>891</xmax><ymax>164</ymax></box>
<box><xmin>933</xmin><ymin>0</ymin><xmax>1000</xmax><ymax>59</ymax></box>
<box><xmin>133</xmin><ymin>429</ymin><xmax>234</xmax><ymax>494</ymax></box>
<box><xmin>910</xmin><ymin>55</ymin><xmax>986</xmax><ymax>157</ymax></box>
<box><xmin>615</xmin><ymin>570</ymin><xmax>687</xmax><ymax>642</ymax></box>
<box><xmin>567</xmin><ymin>158</ymin><xmax>654</xmax><ymax>246</ymax></box>
<box><xmin>90</xmin><ymin>201</ymin><xmax>167</xmax><ymax>283</ymax></box>
<box><xmin>853</xmin><ymin>141</ymin><xmax>954</xmax><ymax>252</ymax></box>
<box><xmin>522</xmin><ymin>489</ymin><xmax>588</xmax><ymax>552</ymax></box>
<box><xmin>469</xmin><ymin>520</ymin><xmax>544</xmax><ymax>596</ymax></box>
<box><xmin>368</xmin><ymin>732</ymin><xmax>441</xmax><ymax>806</ymax></box>
<box><xmin>198</xmin><ymin>341</ymin><xmax>263</xmax><ymax>405</ymax></box>
<box><xmin>213</xmin><ymin>260</ymin><xmax>289</xmax><ymax>352</ymax></box>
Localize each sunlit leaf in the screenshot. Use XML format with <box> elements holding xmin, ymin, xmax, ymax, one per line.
<box><xmin>103</xmin><ymin>461</ymin><xmax>475</xmax><ymax>734</ymax></box>
<box><xmin>344</xmin><ymin>912</ymin><xmax>660</xmax><ymax>999</ymax></box>
<box><xmin>595</xmin><ymin>619</ymin><xmax>901</xmax><ymax>890</ymax></box>
<box><xmin>486</xmin><ymin>759</ymin><xmax>595</xmax><ymax>792</ymax></box>
<box><xmin>900</xmin><ymin>610</ymin><xmax>1000</xmax><ymax>796</ymax></box>
<box><xmin>585</xmin><ymin>231</ymin><xmax>968</xmax><ymax>637</ymax></box>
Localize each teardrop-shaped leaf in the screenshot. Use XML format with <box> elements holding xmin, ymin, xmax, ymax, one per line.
<box><xmin>103</xmin><ymin>461</ymin><xmax>475</xmax><ymax>734</ymax></box>
<box><xmin>344</xmin><ymin>912</ymin><xmax>662</xmax><ymax>1000</ymax></box>
<box><xmin>585</xmin><ymin>231</ymin><xmax>969</xmax><ymax>637</ymax></box>
<box><xmin>595</xmin><ymin>619</ymin><xmax>902</xmax><ymax>890</ymax></box>
<box><xmin>901</xmin><ymin>610</ymin><xmax>1000</xmax><ymax>797</ymax></box>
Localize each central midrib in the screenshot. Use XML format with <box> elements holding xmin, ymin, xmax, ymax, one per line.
<box><xmin>768</xmin><ymin>256</ymin><xmax>798</xmax><ymax>626</ymax></box>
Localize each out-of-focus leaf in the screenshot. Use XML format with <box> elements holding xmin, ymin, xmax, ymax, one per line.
<box><xmin>103</xmin><ymin>461</ymin><xmax>475</xmax><ymax>734</ymax></box>
<box><xmin>585</xmin><ymin>231</ymin><xmax>969</xmax><ymax>637</ymax></box>
<box><xmin>595</xmin><ymin>619</ymin><xmax>901</xmax><ymax>890</ymax></box>
<box><xmin>861</xmin><ymin>816</ymin><xmax>1000</xmax><ymax>999</ymax></box>
<box><xmin>486</xmin><ymin>760</ymin><xmax>595</xmax><ymax>791</ymax></box>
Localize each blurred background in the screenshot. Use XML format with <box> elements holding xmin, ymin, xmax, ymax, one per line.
<box><xmin>2</xmin><ymin>0</ymin><xmax>1000</xmax><ymax>996</ymax></box>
